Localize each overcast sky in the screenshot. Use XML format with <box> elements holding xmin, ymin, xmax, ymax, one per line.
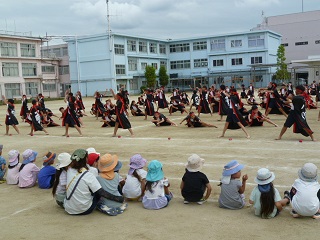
<box><xmin>0</xmin><ymin>0</ymin><xmax>319</xmax><ymax>42</ymax></box>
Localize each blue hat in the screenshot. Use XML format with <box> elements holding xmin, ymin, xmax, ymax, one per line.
<box><xmin>22</xmin><ymin>149</ymin><xmax>38</xmax><ymax>165</ymax></box>
<box><xmin>222</xmin><ymin>160</ymin><xmax>244</xmax><ymax>176</ymax></box>
<box><xmin>146</xmin><ymin>160</ymin><xmax>164</xmax><ymax>182</ymax></box>
<box><xmin>114</xmin><ymin>161</ymin><xmax>122</xmax><ymax>172</ymax></box>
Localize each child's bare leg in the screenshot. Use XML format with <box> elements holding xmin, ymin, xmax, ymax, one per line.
<box><xmin>278</xmin><ymin>108</ymin><xmax>288</xmax><ymax>118</ymax></box>
<box><xmin>43</xmin><ymin>128</ymin><xmax>49</xmax><ymax>135</ymax></box>
<box><xmin>167</xmin><ymin>119</ymin><xmax>177</xmax><ymax>126</ymax></box>
<box><xmin>237</xmin><ymin>122</ymin><xmax>250</xmax><ymax>138</ymax></box>
<box><xmin>128</xmin><ymin>128</ymin><xmax>134</xmax><ymax>137</ymax></box>
<box><xmin>164</xmin><ymin>186</ymin><xmax>170</xmax><ymax>195</ymax></box>
<box><xmin>303</xmin><ymin>128</ymin><xmax>316</xmax><ymax>141</ymax></box>
<box><xmin>265</xmin><ymin>107</ymin><xmax>272</xmax><ymax>116</ymax></box>
<box><xmin>112</xmin><ymin>123</ymin><xmax>119</xmax><ymax>137</ymax></box>
<box><xmin>5</xmin><ymin>125</ymin><xmax>9</xmax><ymax>135</ymax></box>
<box><xmin>74</xmin><ymin>125</ymin><xmax>82</xmax><ymax>136</ymax></box>
<box><xmin>63</xmin><ymin>124</ymin><xmax>69</xmax><ymax>136</ymax></box>
<box><xmin>12</xmin><ymin>125</ymin><xmax>20</xmax><ymax>134</ymax></box>
<box><xmin>275</xmin><ymin>126</ymin><xmax>287</xmax><ymax>140</ymax></box>
<box><xmin>219</xmin><ymin>122</ymin><xmax>229</xmax><ymax>137</ymax></box>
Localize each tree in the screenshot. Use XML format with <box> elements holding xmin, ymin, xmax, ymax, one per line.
<box><xmin>274</xmin><ymin>44</ymin><xmax>290</xmax><ymax>81</ymax></box>
<box><xmin>158</xmin><ymin>65</ymin><xmax>169</xmax><ymax>87</ymax></box>
<box><xmin>145</xmin><ymin>65</ymin><xmax>157</xmax><ymax>88</ymax></box>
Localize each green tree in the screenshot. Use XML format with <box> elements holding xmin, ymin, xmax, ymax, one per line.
<box><xmin>274</xmin><ymin>44</ymin><xmax>290</xmax><ymax>81</ymax></box>
<box><xmin>144</xmin><ymin>65</ymin><xmax>157</xmax><ymax>88</ymax></box>
<box><xmin>158</xmin><ymin>65</ymin><xmax>169</xmax><ymax>87</ymax></box>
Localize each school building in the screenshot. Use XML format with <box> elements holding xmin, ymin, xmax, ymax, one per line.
<box><xmin>252</xmin><ymin>10</ymin><xmax>320</xmax><ymax>84</ymax></box>
<box><xmin>0</xmin><ymin>31</ymin><xmax>70</xmax><ymax>99</ymax></box>
<box><xmin>65</xmin><ymin>30</ymin><xmax>281</xmax><ymax>96</ymax></box>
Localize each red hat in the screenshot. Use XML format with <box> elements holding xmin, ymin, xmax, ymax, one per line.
<box><xmin>87</xmin><ymin>153</ymin><xmax>100</xmax><ymax>166</ymax></box>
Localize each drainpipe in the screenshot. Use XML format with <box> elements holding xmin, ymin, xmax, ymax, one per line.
<box><xmin>75</xmin><ymin>36</ymin><xmax>81</xmax><ymax>92</ymax></box>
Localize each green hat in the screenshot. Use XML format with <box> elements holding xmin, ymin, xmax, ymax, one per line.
<box><xmin>71</xmin><ymin>149</ymin><xmax>87</xmax><ymax>162</ymax></box>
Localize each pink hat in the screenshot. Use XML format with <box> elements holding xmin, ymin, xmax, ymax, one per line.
<box><xmin>128</xmin><ymin>154</ymin><xmax>147</xmax><ymax>175</ymax></box>
<box><xmin>8</xmin><ymin>149</ymin><xmax>19</xmax><ymax>167</ymax></box>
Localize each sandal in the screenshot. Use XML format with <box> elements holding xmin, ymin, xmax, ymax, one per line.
<box><xmin>97</xmin><ymin>204</ymin><xmax>118</xmax><ymax>216</ymax></box>
<box><xmin>284</xmin><ymin>191</ymin><xmax>291</xmax><ymax>205</ymax></box>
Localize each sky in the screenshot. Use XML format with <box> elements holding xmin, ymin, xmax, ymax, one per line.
<box><xmin>0</xmin><ymin>0</ymin><xmax>319</xmax><ymax>43</ymax></box>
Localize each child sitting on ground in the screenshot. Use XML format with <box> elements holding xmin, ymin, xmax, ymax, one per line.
<box><xmin>219</xmin><ymin>160</ymin><xmax>247</xmax><ymax>209</ymax></box>
<box><xmin>18</xmin><ymin>149</ymin><xmax>40</xmax><ymax>188</ymax></box>
<box><xmin>52</xmin><ymin>153</ymin><xmax>72</xmax><ymax>208</ymax></box>
<box><xmin>246</xmin><ymin>105</ymin><xmax>278</xmax><ymax>127</ymax></box>
<box><xmin>180</xmin><ymin>154</ymin><xmax>212</xmax><ymax>204</ymax></box>
<box><xmin>6</xmin><ymin>150</ymin><xmax>21</xmax><ymax>185</ymax></box>
<box><xmin>38</xmin><ymin>152</ymin><xmax>57</xmax><ymax>189</ymax></box>
<box><xmin>287</xmin><ymin>163</ymin><xmax>320</xmax><ymax>219</ymax></box>
<box><xmin>122</xmin><ymin>154</ymin><xmax>147</xmax><ymax>201</ymax></box>
<box><xmin>96</xmin><ymin>154</ymin><xmax>127</xmax><ymax>216</ymax></box>
<box><xmin>249</xmin><ymin>168</ymin><xmax>290</xmax><ymax>218</ymax></box>
<box><xmin>142</xmin><ymin>160</ymin><xmax>173</xmax><ymax>210</ymax></box>
<box><xmin>0</xmin><ymin>145</ymin><xmax>6</xmax><ymax>183</ymax></box>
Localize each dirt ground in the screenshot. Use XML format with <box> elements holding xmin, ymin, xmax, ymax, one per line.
<box><xmin>1</xmin><ymin>95</ymin><xmax>320</xmax><ymax>240</ymax></box>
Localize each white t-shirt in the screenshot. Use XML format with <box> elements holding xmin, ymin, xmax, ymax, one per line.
<box><xmin>64</xmin><ymin>168</ymin><xmax>101</xmax><ymax>215</ymax></box>
<box><xmin>144</xmin><ymin>178</ymin><xmax>169</xmax><ymax>200</ymax></box>
<box><xmin>6</xmin><ymin>163</ymin><xmax>21</xmax><ymax>185</ymax></box>
<box><xmin>56</xmin><ymin>170</ymin><xmax>67</xmax><ymax>194</ymax></box>
<box><xmin>88</xmin><ymin>166</ymin><xmax>98</xmax><ymax>177</ymax></box>
<box><xmin>122</xmin><ymin>169</ymin><xmax>147</xmax><ymax>198</ymax></box>
<box><xmin>292</xmin><ymin>179</ymin><xmax>320</xmax><ymax>216</ymax></box>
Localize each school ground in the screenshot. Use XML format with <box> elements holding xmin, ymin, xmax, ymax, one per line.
<box><xmin>1</xmin><ymin>96</ymin><xmax>320</xmax><ymax>240</ymax></box>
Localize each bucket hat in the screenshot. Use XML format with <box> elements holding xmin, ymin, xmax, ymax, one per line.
<box><xmin>98</xmin><ymin>154</ymin><xmax>118</xmax><ymax>180</ymax></box>
<box><xmin>8</xmin><ymin>150</ymin><xmax>19</xmax><ymax>167</ymax></box>
<box><xmin>128</xmin><ymin>154</ymin><xmax>147</xmax><ymax>175</ymax></box>
<box><xmin>22</xmin><ymin>149</ymin><xmax>38</xmax><ymax>164</ymax></box>
<box><xmin>71</xmin><ymin>149</ymin><xmax>87</xmax><ymax>162</ymax></box>
<box><xmin>298</xmin><ymin>163</ymin><xmax>318</xmax><ymax>182</ymax></box>
<box><xmin>186</xmin><ymin>154</ymin><xmax>204</xmax><ymax>172</ymax></box>
<box><xmin>146</xmin><ymin>160</ymin><xmax>164</xmax><ymax>182</ymax></box>
<box><xmin>56</xmin><ymin>153</ymin><xmax>72</xmax><ymax>170</ymax></box>
<box><xmin>222</xmin><ymin>160</ymin><xmax>244</xmax><ymax>176</ymax></box>
<box><xmin>43</xmin><ymin>151</ymin><xmax>56</xmax><ymax>166</ymax></box>
<box><xmin>87</xmin><ymin>153</ymin><xmax>100</xmax><ymax>166</ymax></box>
<box><xmin>254</xmin><ymin>168</ymin><xmax>275</xmax><ymax>185</ymax></box>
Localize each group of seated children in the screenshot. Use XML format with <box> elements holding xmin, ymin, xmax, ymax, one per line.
<box><xmin>1</xmin><ymin>145</ymin><xmax>319</xmax><ymax>219</ymax></box>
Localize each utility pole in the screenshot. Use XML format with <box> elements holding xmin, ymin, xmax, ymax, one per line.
<box><xmin>302</xmin><ymin>0</ymin><xmax>304</xmax><ymax>12</ymax></box>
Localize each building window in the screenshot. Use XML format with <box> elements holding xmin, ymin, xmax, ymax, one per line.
<box><xmin>248</xmin><ymin>35</ymin><xmax>264</xmax><ymax>47</ymax></box>
<box><xmin>149</xmin><ymin>43</ymin><xmax>157</xmax><ymax>53</ymax></box>
<box><xmin>213</xmin><ymin>59</ymin><xmax>224</xmax><ymax>67</ymax></box>
<box><xmin>115</xmin><ymin>64</ymin><xmax>125</xmax><ymax>75</ymax></box>
<box><xmin>159</xmin><ymin>44</ymin><xmax>166</xmax><ymax>54</ymax></box>
<box><xmin>169</xmin><ymin>43</ymin><xmax>190</xmax><ymax>53</ymax></box>
<box><xmin>41</xmin><ymin>65</ymin><xmax>55</xmax><ymax>73</ymax></box>
<box><xmin>20</xmin><ymin>43</ymin><xmax>36</xmax><ymax>57</ymax></box>
<box><xmin>295</xmin><ymin>41</ymin><xmax>308</xmax><ymax>46</ymax></box>
<box><xmin>2</xmin><ymin>62</ymin><xmax>19</xmax><ymax>76</ymax></box>
<box><xmin>193</xmin><ymin>41</ymin><xmax>207</xmax><ymax>51</ymax></box>
<box><xmin>160</xmin><ymin>60</ymin><xmax>167</xmax><ymax>67</ymax></box>
<box><xmin>128</xmin><ymin>58</ymin><xmax>137</xmax><ymax>71</ymax></box>
<box><xmin>152</xmin><ymin>63</ymin><xmax>158</xmax><ymax>70</ymax></box>
<box><xmin>43</xmin><ymin>83</ymin><xmax>56</xmax><ymax>91</ymax></box>
<box><xmin>62</xmin><ymin>47</ymin><xmax>68</xmax><ymax>56</ymax></box>
<box><xmin>194</xmin><ymin>59</ymin><xmax>208</xmax><ymax>68</ymax></box>
<box><xmin>25</xmin><ymin>82</ymin><xmax>38</xmax><ymax>96</ymax></box>
<box><xmin>139</xmin><ymin>41</ymin><xmax>147</xmax><ymax>53</ymax></box>
<box><xmin>127</xmin><ymin>40</ymin><xmax>136</xmax><ymax>52</ymax></box>
<box><xmin>231</xmin><ymin>58</ymin><xmax>243</xmax><ymax>66</ymax></box>
<box><xmin>0</xmin><ymin>42</ymin><xmax>17</xmax><ymax>57</ymax></box>
<box><xmin>114</xmin><ymin>44</ymin><xmax>125</xmax><ymax>54</ymax></box>
<box><xmin>253</xmin><ymin>75</ymin><xmax>263</xmax><ymax>82</ymax></box>
<box><xmin>210</xmin><ymin>39</ymin><xmax>225</xmax><ymax>50</ymax></box>
<box><xmin>281</xmin><ymin>43</ymin><xmax>289</xmax><ymax>47</ymax></box>
<box><xmin>59</xmin><ymin>66</ymin><xmax>69</xmax><ymax>75</ymax></box>
<box><xmin>141</xmin><ymin>62</ymin><xmax>147</xmax><ymax>70</ymax></box>
<box><xmin>170</xmin><ymin>60</ymin><xmax>190</xmax><ymax>69</ymax></box>
<box><xmin>4</xmin><ymin>83</ymin><xmax>20</xmax><ymax>98</ymax></box>
<box><xmin>231</xmin><ymin>40</ymin><xmax>242</xmax><ymax>48</ymax></box>
<box><xmin>251</xmin><ymin>56</ymin><xmax>263</xmax><ymax>64</ymax></box>
<box><xmin>22</xmin><ymin>63</ymin><xmax>37</xmax><ymax>76</ymax></box>
<box><xmin>315</xmin><ymin>40</ymin><xmax>320</xmax><ymax>44</ymax></box>
<box><xmin>52</xmin><ymin>48</ymin><xmax>61</xmax><ymax>57</ymax></box>
<box><xmin>130</xmin><ymin>79</ymin><xmax>138</xmax><ymax>90</ymax></box>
